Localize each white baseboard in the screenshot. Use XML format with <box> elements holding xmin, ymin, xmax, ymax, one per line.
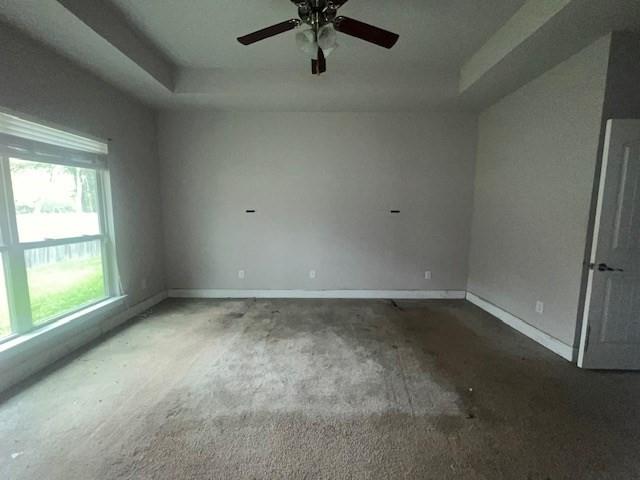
<box><xmin>0</xmin><ymin>290</ymin><xmax>168</xmax><ymax>395</ymax></box>
<box><xmin>168</xmin><ymin>289</ymin><xmax>467</xmax><ymax>300</ymax></box>
<box><xmin>100</xmin><ymin>291</ymin><xmax>168</xmax><ymax>332</ymax></box>
<box><xmin>1</xmin><ymin>288</ymin><xmax>579</xmax><ymax>395</ymax></box>
<box><xmin>466</xmin><ymin>292</ymin><xmax>577</xmax><ymax>362</ymax></box>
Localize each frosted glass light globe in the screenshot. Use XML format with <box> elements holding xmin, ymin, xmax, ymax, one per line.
<box><xmin>317</xmin><ymin>24</ymin><xmax>338</xmax><ymax>54</ymax></box>
<box><xmin>296</xmin><ymin>29</ymin><xmax>317</xmax><ymax>57</ymax></box>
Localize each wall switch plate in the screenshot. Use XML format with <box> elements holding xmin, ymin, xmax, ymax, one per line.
<box><xmin>309</xmin><ymin>270</ymin><xmax>316</xmax><ymax>279</ymax></box>
<box><xmin>424</xmin><ymin>271</ymin><xmax>432</xmax><ymax>280</ymax></box>
<box><xmin>238</xmin><ymin>270</ymin><xmax>245</xmax><ymax>279</ymax></box>
<box><xmin>535</xmin><ymin>301</ymin><xmax>544</xmax><ymax>314</ymax></box>
<box><xmin>141</xmin><ymin>277</ymin><xmax>147</xmax><ymax>290</ymax></box>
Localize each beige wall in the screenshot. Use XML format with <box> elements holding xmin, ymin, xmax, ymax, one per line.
<box><xmin>0</xmin><ymin>21</ymin><xmax>166</xmax><ymax>305</ymax></box>
<box><xmin>467</xmin><ymin>35</ymin><xmax>611</xmax><ymax>346</ymax></box>
<box><xmin>158</xmin><ymin>111</ymin><xmax>477</xmax><ymax>292</ymax></box>
<box><xmin>2</xmin><ymin>14</ymin><xmax>629</xmax><ymax>363</ymax></box>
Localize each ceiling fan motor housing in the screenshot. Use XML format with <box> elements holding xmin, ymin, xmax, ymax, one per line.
<box><xmin>293</xmin><ymin>0</ymin><xmax>339</xmax><ymax>27</ymax></box>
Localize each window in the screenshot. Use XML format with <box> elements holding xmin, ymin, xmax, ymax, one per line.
<box><xmin>0</xmin><ymin>256</ymin><xmax>10</xmax><ymax>337</ymax></box>
<box><xmin>0</xmin><ymin>110</ymin><xmax>118</xmax><ymax>341</ymax></box>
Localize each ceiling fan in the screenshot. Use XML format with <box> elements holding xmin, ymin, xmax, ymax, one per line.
<box><xmin>237</xmin><ymin>0</ymin><xmax>399</xmax><ymax>75</ymax></box>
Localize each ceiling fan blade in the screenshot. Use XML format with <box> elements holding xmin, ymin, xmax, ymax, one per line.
<box><xmin>237</xmin><ymin>19</ymin><xmax>300</xmax><ymax>45</ymax></box>
<box><xmin>334</xmin><ymin>16</ymin><xmax>399</xmax><ymax>49</ymax></box>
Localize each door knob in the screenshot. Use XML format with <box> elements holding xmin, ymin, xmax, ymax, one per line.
<box><xmin>597</xmin><ymin>263</ymin><xmax>624</xmax><ymax>272</ymax></box>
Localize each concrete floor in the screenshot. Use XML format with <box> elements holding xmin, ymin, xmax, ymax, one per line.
<box><xmin>1</xmin><ymin>299</ymin><xmax>639</xmax><ymax>479</ymax></box>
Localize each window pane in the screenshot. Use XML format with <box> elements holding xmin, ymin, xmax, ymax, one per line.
<box><xmin>0</xmin><ymin>255</ymin><xmax>11</xmax><ymax>338</ymax></box>
<box><xmin>10</xmin><ymin>158</ymin><xmax>100</xmax><ymax>242</ymax></box>
<box><xmin>26</xmin><ymin>240</ymin><xmax>105</xmax><ymax>325</ymax></box>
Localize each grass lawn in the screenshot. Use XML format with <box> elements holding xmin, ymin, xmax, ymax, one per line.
<box><xmin>0</xmin><ymin>256</ymin><xmax>105</xmax><ymax>338</ymax></box>
<box><xmin>30</xmin><ymin>256</ymin><xmax>105</xmax><ymax>325</ymax></box>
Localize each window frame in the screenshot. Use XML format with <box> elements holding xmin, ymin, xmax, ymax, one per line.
<box><xmin>0</xmin><ymin>131</ymin><xmax>119</xmax><ymax>343</ymax></box>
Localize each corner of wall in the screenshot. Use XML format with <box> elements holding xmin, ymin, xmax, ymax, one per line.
<box><xmin>466</xmin><ymin>34</ymin><xmax>612</xmax><ymax>352</ymax></box>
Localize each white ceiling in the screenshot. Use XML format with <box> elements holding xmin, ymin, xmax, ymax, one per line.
<box><xmin>2</xmin><ymin>0</ymin><xmax>639</xmax><ymax>111</ymax></box>
<box><xmin>109</xmin><ymin>0</ymin><xmax>526</xmax><ymax>71</ymax></box>
<box><xmin>106</xmin><ymin>0</ymin><xmax>527</xmax><ymax>110</ymax></box>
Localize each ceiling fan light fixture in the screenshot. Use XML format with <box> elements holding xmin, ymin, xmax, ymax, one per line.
<box><xmin>321</xmin><ymin>44</ymin><xmax>337</xmax><ymax>58</ymax></box>
<box><xmin>296</xmin><ymin>29</ymin><xmax>317</xmax><ymax>57</ymax></box>
<box><xmin>317</xmin><ymin>23</ymin><xmax>338</xmax><ymax>53</ymax></box>
<box><xmin>237</xmin><ymin>0</ymin><xmax>400</xmax><ymax>74</ymax></box>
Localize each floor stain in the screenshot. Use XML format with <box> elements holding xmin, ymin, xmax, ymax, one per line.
<box><xmin>1</xmin><ymin>299</ymin><xmax>640</xmax><ymax>480</ymax></box>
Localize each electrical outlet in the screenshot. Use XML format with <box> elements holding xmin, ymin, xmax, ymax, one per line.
<box><xmin>141</xmin><ymin>277</ymin><xmax>147</xmax><ymax>290</ymax></box>
<box><xmin>535</xmin><ymin>301</ymin><xmax>544</xmax><ymax>315</ymax></box>
<box><xmin>309</xmin><ymin>270</ymin><xmax>316</xmax><ymax>279</ymax></box>
<box><xmin>238</xmin><ymin>270</ymin><xmax>245</xmax><ymax>279</ymax></box>
<box><xmin>424</xmin><ymin>271</ymin><xmax>432</xmax><ymax>280</ymax></box>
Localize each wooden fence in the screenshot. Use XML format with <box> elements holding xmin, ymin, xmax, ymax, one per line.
<box><xmin>25</xmin><ymin>241</ymin><xmax>100</xmax><ymax>268</ymax></box>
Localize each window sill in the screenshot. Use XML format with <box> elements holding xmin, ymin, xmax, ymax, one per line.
<box><xmin>0</xmin><ymin>295</ymin><xmax>126</xmax><ymax>357</ymax></box>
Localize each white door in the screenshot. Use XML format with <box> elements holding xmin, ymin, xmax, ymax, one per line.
<box><xmin>579</xmin><ymin>119</ymin><xmax>640</xmax><ymax>369</ymax></box>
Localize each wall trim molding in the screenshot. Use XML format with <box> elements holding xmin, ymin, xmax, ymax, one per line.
<box><xmin>2</xmin><ymin>288</ymin><xmax>583</xmax><ymax>395</ymax></box>
<box><xmin>0</xmin><ymin>290</ymin><xmax>168</xmax><ymax>395</ymax></box>
<box><xmin>466</xmin><ymin>291</ymin><xmax>577</xmax><ymax>362</ymax></box>
<box><xmin>169</xmin><ymin>289</ymin><xmax>576</xmax><ymax>361</ymax></box>
<box><xmin>168</xmin><ymin>289</ymin><xmax>467</xmax><ymax>300</ymax></box>
<box><xmin>106</xmin><ymin>290</ymin><xmax>168</xmax><ymax>330</ymax></box>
